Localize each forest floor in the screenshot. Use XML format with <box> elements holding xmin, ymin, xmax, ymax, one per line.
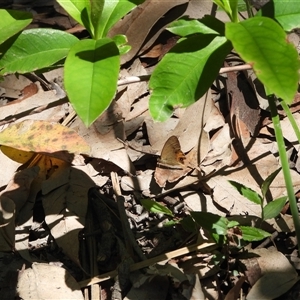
<box><xmin>1</xmin><ymin>1</ymin><xmax>300</xmax><ymax>300</ymax></box>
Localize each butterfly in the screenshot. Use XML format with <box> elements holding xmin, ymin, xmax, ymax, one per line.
<box><xmin>158</xmin><ymin>136</ymin><xmax>186</xmax><ymax>167</ymax></box>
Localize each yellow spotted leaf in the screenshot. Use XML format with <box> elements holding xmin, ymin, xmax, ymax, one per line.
<box><xmin>1</xmin><ymin>146</ymin><xmax>34</xmax><ymax>163</ymax></box>
<box><xmin>0</xmin><ymin>120</ymin><xmax>91</xmax><ymax>155</ymax></box>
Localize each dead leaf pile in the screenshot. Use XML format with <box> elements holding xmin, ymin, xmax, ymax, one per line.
<box><xmin>0</xmin><ymin>1</ymin><xmax>300</xmax><ymax>300</ymax></box>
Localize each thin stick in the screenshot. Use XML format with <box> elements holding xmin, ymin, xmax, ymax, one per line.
<box><xmin>219</xmin><ymin>64</ymin><xmax>252</xmax><ymax>74</ymax></box>
<box><xmin>116</xmin><ymin>64</ymin><xmax>252</xmax><ymax>86</ymax></box>
<box><xmin>78</xmin><ymin>241</ymin><xmax>216</xmax><ymax>288</ymax></box>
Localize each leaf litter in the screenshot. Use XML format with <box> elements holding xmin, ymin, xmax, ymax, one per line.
<box><xmin>0</xmin><ymin>1</ymin><xmax>300</xmax><ymax>300</ymax></box>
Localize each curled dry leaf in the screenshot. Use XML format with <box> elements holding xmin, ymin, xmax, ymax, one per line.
<box><xmin>109</xmin><ymin>0</ymin><xmax>189</xmax><ymax>64</ymax></box>
<box><xmin>18</xmin><ymin>82</ymin><xmax>39</xmax><ymax>100</ymax></box>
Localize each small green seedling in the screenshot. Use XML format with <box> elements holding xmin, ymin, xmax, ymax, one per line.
<box><xmin>228</xmin><ymin>168</ymin><xmax>287</xmax><ymax>221</ymax></box>
<box><xmin>140</xmin><ymin>198</ymin><xmax>271</xmax><ymax>246</ymax></box>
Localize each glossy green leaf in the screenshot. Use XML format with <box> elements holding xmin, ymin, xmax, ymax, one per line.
<box><xmin>112</xmin><ymin>34</ymin><xmax>131</xmax><ymax>55</ymax></box>
<box><xmin>213</xmin><ymin>0</ymin><xmax>239</xmax><ymax>22</ymax></box>
<box><xmin>0</xmin><ymin>9</ymin><xmax>32</xmax><ymax>45</ymax></box>
<box><xmin>140</xmin><ymin>199</ymin><xmax>174</xmax><ymax>217</ymax></box>
<box><xmin>167</xmin><ymin>16</ymin><xmax>221</xmax><ymax>36</ymax></box>
<box><xmin>149</xmin><ymin>35</ymin><xmax>231</xmax><ymax>121</ymax></box>
<box><xmin>0</xmin><ymin>28</ymin><xmax>78</xmax><ymax>75</ymax></box>
<box><xmin>226</xmin><ymin>17</ymin><xmax>300</xmax><ymax>103</ymax></box>
<box><xmin>97</xmin><ymin>0</ymin><xmax>145</xmax><ymax>38</ymax></box>
<box><xmin>227</xmin><ymin>220</ymin><xmax>239</xmax><ymax>228</ymax></box>
<box><xmin>191</xmin><ymin>211</ymin><xmax>229</xmax><ymax>235</ymax></box>
<box><xmin>180</xmin><ymin>215</ymin><xmax>198</xmax><ymax>233</ymax></box>
<box><xmin>64</xmin><ymin>38</ymin><xmax>120</xmax><ymax>126</ymax></box>
<box><xmin>263</xmin><ymin>196</ymin><xmax>287</xmax><ymax>220</ymax></box>
<box><xmin>237</xmin><ymin>0</ymin><xmax>247</xmax><ymax>12</ymax></box>
<box><xmin>228</xmin><ymin>180</ymin><xmax>262</xmax><ymax>205</ymax></box>
<box><xmin>261</xmin><ymin>168</ymin><xmax>281</xmax><ymax>198</ymax></box>
<box><xmin>257</xmin><ymin>0</ymin><xmax>300</xmax><ymax>32</ymax></box>
<box><xmin>240</xmin><ymin>226</ymin><xmax>271</xmax><ymax>241</ymax></box>
<box><xmin>90</xmin><ymin>0</ymin><xmax>105</xmax><ymax>39</ymax></box>
<box><xmin>56</xmin><ymin>0</ymin><xmax>92</xmax><ymax>35</ymax></box>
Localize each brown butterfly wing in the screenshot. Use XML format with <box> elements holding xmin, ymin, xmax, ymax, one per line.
<box><xmin>159</xmin><ymin>136</ymin><xmax>186</xmax><ymax>166</ymax></box>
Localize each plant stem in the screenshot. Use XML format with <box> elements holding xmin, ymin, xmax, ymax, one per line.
<box><xmin>280</xmin><ymin>99</ymin><xmax>300</xmax><ymax>143</ymax></box>
<box><xmin>268</xmin><ymin>96</ymin><xmax>300</xmax><ymax>253</ymax></box>
<box><xmin>244</xmin><ymin>0</ymin><xmax>254</xmax><ymax>18</ymax></box>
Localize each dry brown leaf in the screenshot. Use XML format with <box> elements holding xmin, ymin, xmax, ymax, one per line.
<box><xmin>245</xmin><ymin>248</ymin><xmax>298</xmax><ymax>300</ymax></box>
<box><xmin>224</xmin><ymin>276</ymin><xmax>246</xmax><ymax>300</ymax></box>
<box><xmin>124</xmin><ymin>116</ymin><xmax>145</xmax><ymax>137</ymax></box>
<box><xmin>17</xmin><ymin>263</ymin><xmax>84</xmax><ymax>300</ymax></box>
<box><xmin>150</xmin><ymin>91</ymin><xmax>213</xmax><ymax>155</ymax></box>
<box><xmin>121</xmin><ymin>171</ymin><xmax>153</xmax><ymax>193</ymax></box>
<box><xmin>140</xmin><ymin>43</ymin><xmax>163</xmax><ymax>58</ymax></box>
<box><xmin>0</xmin><ymin>151</ymin><xmax>21</xmax><ymax>188</ymax></box>
<box><xmin>109</xmin><ymin>0</ymin><xmax>189</xmax><ymax>64</ymax></box>
<box><xmin>0</xmin><ymin>166</ymin><xmax>40</xmax><ymax>223</ymax></box>
<box><xmin>227</xmin><ymin>68</ymin><xmax>260</xmax><ymax>138</ymax></box>
<box><xmin>208</xmin><ymin>151</ymin><xmax>300</xmax><ymax>218</ymax></box>
<box><xmin>70</xmin><ymin>102</ymin><xmax>135</xmax><ymax>174</ymax></box>
<box><xmin>0</xmin><ymin>81</ymin><xmax>66</xmax><ymax>125</ymax></box>
<box><xmin>18</xmin><ymin>82</ymin><xmax>39</xmax><ymax>100</ymax></box>
<box><xmin>117</xmin><ymin>59</ymin><xmax>148</xmax><ymax>120</ymax></box>
<box><xmin>145</xmin><ymin>116</ymin><xmax>179</xmax><ymax>148</ymax></box>
<box><xmin>185</xmin><ymin>0</ymin><xmax>218</xmax><ymax>19</ymax></box>
<box><xmin>42</xmin><ymin>166</ymin><xmax>95</xmax><ymax>266</ymax></box>
<box><xmin>201</xmin><ymin>124</ymin><xmax>233</xmax><ymax>171</ymax></box>
<box><xmin>125</xmin><ymin>94</ymin><xmax>150</xmax><ymax>122</ymax></box>
<box><xmin>0</xmin><ymin>74</ymin><xmax>32</xmax><ymax>99</ymax></box>
<box><xmin>0</xmin><ymin>119</ymin><xmax>91</xmax><ymax>156</ymax></box>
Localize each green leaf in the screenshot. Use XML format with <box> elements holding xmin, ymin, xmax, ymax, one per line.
<box><xmin>112</xmin><ymin>34</ymin><xmax>131</xmax><ymax>55</ymax></box>
<box><xmin>97</xmin><ymin>0</ymin><xmax>145</xmax><ymax>38</ymax></box>
<box><xmin>56</xmin><ymin>0</ymin><xmax>92</xmax><ymax>35</ymax></box>
<box><xmin>237</xmin><ymin>0</ymin><xmax>247</xmax><ymax>12</ymax></box>
<box><xmin>0</xmin><ymin>9</ymin><xmax>32</xmax><ymax>45</ymax></box>
<box><xmin>180</xmin><ymin>215</ymin><xmax>198</xmax><ymax>233</ymax></box>
<box><xmin>149</xmin><ymin>35</ymin><xmax>231</xmax><ymax>121</ymax></box>
<box><xmin>261</xmin><ymin>168</ymin><xmax>281</xmax><ymax>198</ymax></box>
<box><xmin>240</xmin><ymin>226</ymin><xmax>271</xmax><ymax>241</ymax></box>
<box><xmin>227</xmin><ymin>220</ymin><xmax>239</xmax><ymax>228</ymax></box>
<box><xmin>226</xmin><ymin>17</ymin><xmax>300</xmax><ymax>104</ymax></box>
<box><xmin>200</xmin><ymin>15</ymin><xmax>226</xmax><ymax>35</ymax></box>
<box><xmin>90</xmin><ymin>0</ymin><xmax>105</xmax><ymax>39</ymax></box>
<box><xmin>228</xmin><ymin>180</ymin><xmax>262</xmax><ymax>205</ymax></box>
<box><xmin>164</xmin><ymin>220</ymin><xmax>179</xmax><ymax>227</ymax></box>
<box><xmin>191</xmin><ymin>211</ymin><xmax>229</xmax><ymax>235</ymax></box>
<box><xmin>257</xmin><ymin>0</ymin><xmax>300</xmax><ymax>32</ymax></box>
<box><xmin>167</xmin><ymin>16</ymin><xmax>221</xmax><ymax>36</ymax></box>
<box><xmin>213</xmin><ymin>0</ymin><xmax>239</xmax><ymax>22</ymax></box>
<box><xmin>0</xmin><ymin>28</ymin><xmax>78</xmax><ymax>75</ymax></box>
<box><xmin>140</xmin><ymin>199</ymin><xmax>174</xmax><ymax>217</ymax></box>
<box><xmin>64</xmin><ymin>38</ymin><xmax>120</xmax><ymax>126</ymax></box>
<box><xmin>263</xmin><ymin>196</ymin><xmax>287</xmax><ymax>220</ymax></box>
